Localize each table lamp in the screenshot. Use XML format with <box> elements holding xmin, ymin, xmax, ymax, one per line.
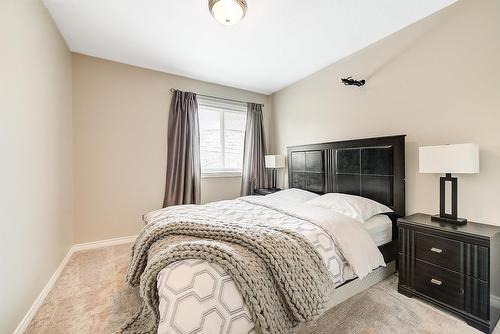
<box><xmin>419</xmin><ymin>143</ymin><xmax>479</xmax><ymax>225</ymax></box>
<box><xmin>265</xmin><ymin>155</ymin><xmax>285</xmax><ymax>190</ymax></box>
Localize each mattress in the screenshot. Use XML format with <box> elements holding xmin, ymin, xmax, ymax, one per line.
<box><xmin>364</xmin><ymin>214</ymin><xmax>393</xmax><ymax>246</ymax></box>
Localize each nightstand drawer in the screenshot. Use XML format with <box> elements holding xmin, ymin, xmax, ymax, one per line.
<box><xmin>415</xmin><ymin>232</ymin><xmax>464</xmax><ymax>273</ymax></box>
<box><xmin>414</xmin><ymin>259</ymin><xmax>465</xmax><ymax>310</ymax></box>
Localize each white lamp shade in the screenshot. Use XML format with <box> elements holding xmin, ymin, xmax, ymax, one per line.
<box><xmin>265</xmin><ymin>155</ymin><xmax>285</xmax><ymax>169</ymax></box>
<box><xmin>419</xmin><ymin>144</ymin><xmax>479</xmax><ymax>174</ymax></box>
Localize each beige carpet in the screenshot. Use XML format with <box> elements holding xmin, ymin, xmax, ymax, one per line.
<box><xmin>25</xmin><ymin>243</ymin><xmax>498</xmax><ymax>334</ymax></box>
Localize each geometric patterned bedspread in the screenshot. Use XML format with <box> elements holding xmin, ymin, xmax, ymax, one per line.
<box><xmin>156</xmin><ymin>198</ymin><xmax>355</xmax><ymax>334</ymax></box>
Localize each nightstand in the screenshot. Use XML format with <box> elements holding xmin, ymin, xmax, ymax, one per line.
<box><xmin>398</xmin><ymin>213</ymin><xmax>500</xmax><ymax>333</ymax></box>
<box><xmin>252</xmin><ymin>188</ymin><xmax>281</xmax><ymax>196</ymax></box>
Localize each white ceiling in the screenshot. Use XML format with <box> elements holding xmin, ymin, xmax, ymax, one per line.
<box><xmin>44</xmin><ymin>0</ymin><xmax>457</xmax><ymax>94</ymax></box>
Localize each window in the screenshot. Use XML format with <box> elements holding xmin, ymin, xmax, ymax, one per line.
<box><xmin>198</xmin><ymin>96</ymin><xmax>247</xmax><ymax>176</ymax></box>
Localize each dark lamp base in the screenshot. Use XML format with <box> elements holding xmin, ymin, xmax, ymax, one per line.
<box><xmin>431</xmin><ymin>214</ymin><xmax>467</xmax><ymax>225</ymax></box>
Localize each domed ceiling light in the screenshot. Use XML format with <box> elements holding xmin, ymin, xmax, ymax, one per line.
<box><xmin>209</xmin><ymin>0</ymin><xmax>247</xmax><ymax>26</ymax></box>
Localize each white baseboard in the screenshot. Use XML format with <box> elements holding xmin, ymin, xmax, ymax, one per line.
<box><xmin>72</xmin><ymin>235</ymin><xmax>137</xmax><ymax>252</ymax></box>
<box><xmin>13</xmin><ymin>248</ymin><xmax>73</xmax><ymax>334</ymax></box>
<box><xmin>13</xmin><ymin>235</ymin><xmax>137</xmax><ymax>333</ymax></box>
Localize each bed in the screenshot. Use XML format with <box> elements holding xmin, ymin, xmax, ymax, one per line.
<box><xmin>124</xmin><ymin>135</ymin><xmax>406</xmax><ymax>334</ymax></box>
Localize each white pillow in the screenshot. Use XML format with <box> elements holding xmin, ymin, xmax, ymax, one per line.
<box><xmin>364</xmin><ymin>214</ymin><xmax>393</xmax><ymax>246</ymax></box>
<box><xmin>265</xmin><ymin>188</ymin><xmax>319</xmax><ymax>203</ymax></box>
<box><xmin>305</xmin><ymin>193</ymin><xmax>392</xmax><ymax>223</ymax></box>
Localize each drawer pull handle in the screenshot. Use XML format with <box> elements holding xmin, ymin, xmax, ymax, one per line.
<box><xmin>430</xmin><ymin>247</ymin><xmax>442</xmax><ymax>254</ymax></box>
<box><xmin>431</xmin><ymin>278</ymin><xmax>442</xmax><ymax>286</ymax></box>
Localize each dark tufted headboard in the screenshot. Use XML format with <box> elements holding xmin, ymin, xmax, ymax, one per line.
<box><xmin>287</xmin><ymin>135</ymin><xmax>406</xmax><ymax>217</ymax></box>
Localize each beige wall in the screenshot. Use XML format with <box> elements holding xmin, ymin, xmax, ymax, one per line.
<box><xmin>201</xmin><ymin>176</ymin><xmax>243</xmax><ymax>204</ymax></box>
<box><xmin>271</xmin><ymin>0</ymin><xmax>500</xmax><ymax>225</ymax></box>
<box><xmin>73</xmin><ymin>54</ymin><xmax>270</xmax><ymax>243</ymax></box>
<box><xmin>0</xmin><ymin>0</ymin><xmax>73</xmax><ymax>332</ymax></box>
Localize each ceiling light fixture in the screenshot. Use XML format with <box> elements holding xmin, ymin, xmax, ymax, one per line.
<box><xmin>209</xmin><ymin>0</ymin><xmax>247</xmax><ymax>26</ymax></box>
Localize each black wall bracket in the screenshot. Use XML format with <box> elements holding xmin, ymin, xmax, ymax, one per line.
<box><xmin>341</xmin><ymin>76</ymin><xmax>366</xmax><ymax>87</ymax></box>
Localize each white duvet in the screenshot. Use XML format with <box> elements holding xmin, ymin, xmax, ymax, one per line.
<box><xmin>156</xmin><ymin>196</ymin><xmax>385</xmax><ymax>334</ymax></box>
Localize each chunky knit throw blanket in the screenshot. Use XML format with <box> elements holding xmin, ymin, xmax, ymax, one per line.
<box><xmin>121</xmin><ymin>203</ymin><xmax>333</xmax><ymax>334</ymax></box>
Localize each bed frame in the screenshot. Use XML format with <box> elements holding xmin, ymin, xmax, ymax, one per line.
<box><xmin>287</xmin><ymin>135</ymin><xmax>406</xmax><ymax>264</ymax></box>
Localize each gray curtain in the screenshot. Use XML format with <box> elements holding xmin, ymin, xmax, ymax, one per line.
<box><xmin>163</xmin><ymin>90</ymin><xmax>201</xmax><ymax>207</ymax></box>
<box><xmin>241</xmin><ymin>103</ymin><xmax>267</xmax><ymax>195</ymax></box>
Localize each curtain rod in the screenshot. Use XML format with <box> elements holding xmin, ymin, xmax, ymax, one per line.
<box><xmin>169</xmin><ymin>88</ymin><xmax>264</xmax><ymax>107</ymax></box>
